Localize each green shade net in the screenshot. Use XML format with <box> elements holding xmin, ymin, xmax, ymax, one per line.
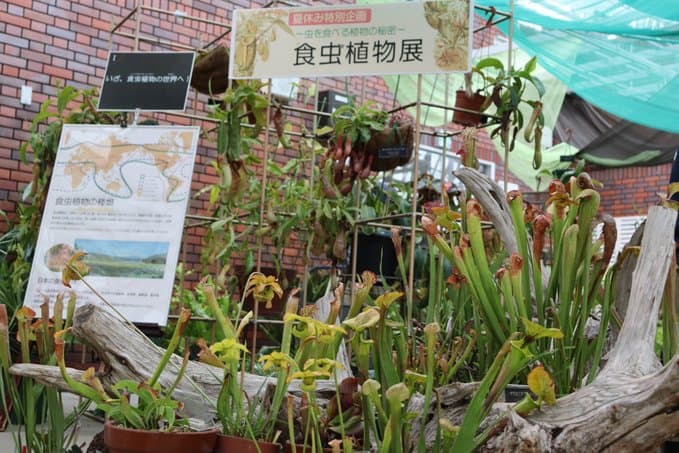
<box><xmin>477</xmin><ymin>0</ymin><xmax>679</xmax><ymax>134</ymax></box>
<box><xmin>359</xmin><ymin>0</ymin><xmax>679</xmax><ymax>185</ymax></box>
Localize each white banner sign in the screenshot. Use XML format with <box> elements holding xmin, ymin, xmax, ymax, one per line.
<box><xmin>23</xmin><ymin>125</ymin><xmax>199</xmax><ymax>326</ymax></box>
<box><xmin>230</xmin><ymin>1</ymin><xmax>473</xmax><ymax>79</ymax></box>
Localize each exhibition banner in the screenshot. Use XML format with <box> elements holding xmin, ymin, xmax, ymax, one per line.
<box><xmin>23</xmin><ymin>125</ymin><xmax>199</xmax><ymax>325</ymax></box>
<box><xmin>229</xmin><ymin>1</ymin><xmax>473</xmax><ymax>79</ymax></box>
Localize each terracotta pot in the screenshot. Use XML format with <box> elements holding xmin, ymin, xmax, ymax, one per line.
<box><xmin>103</xmin><ymin>421</ymin><xmax>218</xmax><ymax>453</ymax></box>
<box><xmin>365</xmin><ymin>124</ymin><xmax>414</xmax><ymax>172</ymax></box>
<box><xmin>453</xmin><ymin>90</ymin><xmax>487</xmax><ymax>126</ymax></box>
<box><xmin>214</xmin><ymin>433</ymin><xmax>280</xmax><ymax>453</ymax></box>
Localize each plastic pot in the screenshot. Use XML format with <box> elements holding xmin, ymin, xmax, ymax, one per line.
<box><xmin>453</xmin><ymin>90</ymin><xmax>487</xmax><ymax>126</ymax></box>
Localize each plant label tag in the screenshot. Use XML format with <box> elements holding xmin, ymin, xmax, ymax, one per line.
<box><xmin>129</xmin><ymin>394</ymin><xmax>140</xmax><ymax>408</ymax></box>
<box><xmin>378</xmin><ymin>145</ymin><xmax>409</xmax><ymax>159</ymax></box>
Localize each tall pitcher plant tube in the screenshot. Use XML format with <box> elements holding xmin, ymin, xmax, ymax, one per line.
<box><xmin>417</xmin><ymin>323</ymin><xmax>440</xmax><ymax>453</ymax></box>
<box><xmin>381</xmin><ymin>383</ymin><xmax>410</xmax><ymax>453</ymax></box>
<box><xmin>260</xmin><ymin>289</ymin><xmax>299</xmax><ymax>441</ymax></box>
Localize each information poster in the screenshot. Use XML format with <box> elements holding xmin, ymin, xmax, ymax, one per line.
<box><xmin>23</xmin><ymin>125</ymin><xmax>200</xmax><ymax>325</ymax></box>
<box><xmin>230</xmin><ymin>1</ymin><xmax>473</xmax><ymax>79</ymax></box>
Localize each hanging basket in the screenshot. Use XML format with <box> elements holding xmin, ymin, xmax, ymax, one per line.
<box><xmin>191</xmin><ymin>45</ymin><xmax>230</xmax><ymax>95</ymax></box>
<box><xmin>453</xmin><ymin>90</ymin><xmax>487</xmax><ymax>126</ymax></box>
<box><xmin>366</xmin><ymin>124</ymin><xmax>414</xmax><ymax>172</ymax></box>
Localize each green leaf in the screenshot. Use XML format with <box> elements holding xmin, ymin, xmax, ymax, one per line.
<box><xmin>475</xmin><ymin>57</ymin><xmax>505</xmax><ymax>71</ymax></box>
<box><xmin>524</xmin><ymin>56</ymin><xmax>538</xmax><ymax>74</ymax></box>
<box><xmin>120</xmin><ymin>395</ymin><xmax>145</xmax><ymax>429</ymax></box>
<box><xmin>31</xmin><ymin>99</ymin><xmax>55</xmax><ymax>129</ymax></box>
<box><xmin>209</xmin><ymin>185</ymin><xmax>221</xmax><ymax>205</ymax></box>
<box><xmin>267</xmin><ymin>161</ymin><xmax>284</xmax><ymax>177</ymax></box>
<box><xmin>282</xmin><ymin>158</ymin><xmax>299</xmax><ymax>174</ymax></box>
<box><xmin>57</xmin><ymin>85</ymin><xmax>77</xmax><ymax>114</ymax></box>
<box><xmin>528</xmin><ymin>76</ymin><xmax>546</xmax><ymax>97</ymax></box>
<box><xmin>210</xmin><ymin>218</ymin><xmax>228</xmax><ymax>231</ymax></box>
<box><xmin>21</xmin><ymin>182</ymin><xmax>34</xmax><ymax>202</ymax></box>
<box><xmin>19</xmin><ymin>143</ymin><xmax>28</xmax><ymax>163</ymax></box>
<box><xmin>245</xmin><ymin>250</ymin><xmax>255</xmax><ymax>274</ymax></box>
<box><xmin>522</xmin><ymin>317</ymin><xmax>563</xmax><ymax>341</ymax></box>
<box><xmin>164</xmin><ymin>406</ymin><xmax>176</xmax><ymax>429</ymax></box>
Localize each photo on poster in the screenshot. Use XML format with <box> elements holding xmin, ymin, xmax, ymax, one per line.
<box><xmin>44</xmin><ymin>243</ymin><xmax>75</xmax><ymax>272</ymax></box>
<box><xmin>74</xmin><ymin>239</ymin><xmax>169</xmax><ymax>279</ymax></box>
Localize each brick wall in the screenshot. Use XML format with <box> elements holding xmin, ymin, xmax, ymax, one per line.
<box><xmin>587</xmin><ymin>163</ymin><xmax>672</xmax><ymax>218</ymax></box>
<box><xmin>2</xmin><ymin>0</ymin><xmax>659</xmax><ymax>285</ymax></box>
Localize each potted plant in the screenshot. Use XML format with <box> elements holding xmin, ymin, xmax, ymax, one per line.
<box><xmin>472</xmin><ymin>56</ymin><xmax>545</xmax><ymax>159</ymax></box>
<box><xmin>210</xmin><ymin>80</ymin><xmax>269</xmax><ymax>206</ymax></box>
<box><xmin>200</xmin><ymin>81</ymin><xmax>270</xmax><ymax>275</ymax></box>
<box><xmin>453</xmin><ymin>71</ymin><xmax>489</xmax><ymax>127</ymax></box>
<box><xmin>199</xmin><ymin>272</ymin><xmax>291</xmax><ymax>453</ymax></box>
<box><xmin>54</xmin><ymin>308</ymin><xmax>218</xmax><ymax>453</ymax></box>
<box><xmin>324</xmin><ymin>101</ymin><xmax>413</xmax><ymax>191</ymax></box>
<box><xmin>280</xmin><ymin>302</ymin><xmax>358</xmax><ymax>452</ymax></box>
<box><xmin>0</xmin><ymin>298</ymin><xmax>92</xmax><ymax>452</ymax></box>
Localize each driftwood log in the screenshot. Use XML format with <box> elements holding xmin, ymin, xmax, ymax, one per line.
<box><xmin>11</xmin><ymin>169</ymin><xmax>679</xmax><ymax>450</ymax></box>
<box><xmin>10</xmin><ymin>303</ymin><xmax>339</xmax><ymax>420</ymax></box>
<box><xmin>456</xmin><ymin>167</ymin><xmax>519</xmax><ymax>255</ymax></box>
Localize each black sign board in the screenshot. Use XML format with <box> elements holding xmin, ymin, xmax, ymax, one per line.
<box><xmin>99</xmin><ymin>52</ymin><xmax>195</xmax><ymax>111</ymax></box>
<box><xmin>378</xmin><ymin>145</ymin><xmax>410</xmax><ymax>159</ymax></box>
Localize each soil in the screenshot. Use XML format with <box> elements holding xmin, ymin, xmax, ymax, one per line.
<box><xmin>86</xmin><ymin>430</ymin><xmax>108</xmax><ymax>453</ymax></box>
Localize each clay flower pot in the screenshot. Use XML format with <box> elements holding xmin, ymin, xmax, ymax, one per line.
<box><xmin>453</xmin><ymin>90</ymin><xmax>487</xmax><ymax>126</ymax></box>
<box><xmin>214</xmin><ymin>433</ymin><xmax>280</xmax><ymax>453</ymax></box>
<box><xmin>103</xmin><ymin>421</ymin><xmax>218</xmax><ymax>453</ymax></box>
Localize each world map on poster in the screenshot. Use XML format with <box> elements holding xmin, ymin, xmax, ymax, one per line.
<box><xmin>23</xmin><ymin>125</ymin><xmax>199</xmax><ymax>325</ymax></box>
<box><xmin>53</xmin><ymin>127</ymin><xmax>196</xmax><ymax>203</ymax></box>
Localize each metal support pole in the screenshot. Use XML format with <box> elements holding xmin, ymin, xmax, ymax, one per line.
<box><xmin>407</xmin><ymin>74</ymin><xmax>424</xmax><ymax>333</ymax></box>
<box><xmin>503</xmin><ymin>0</ymin><xmax>515</xmax><ymax>192</ymax></box>
<box><xmin>251</xmin><ymin>80</ymin><xmax>274</xmax><ymax>368</ymax></box>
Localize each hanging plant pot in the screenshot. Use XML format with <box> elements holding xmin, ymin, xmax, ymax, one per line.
<box><xmin>453</xmin><ymin>90</ymin><xmax>487</xmax><ymax>126</ymax></box>
<box><xmin>366</xmin><ymin>124</ymin><xmax>414</xmax><ymax>172</ymax></box>
<box><xmin>191</xmin><ymin>45</ymin><xmax>231</xmax><ymax>95</ymax></box>
<box><xmin>103</xmin><ymin>422</ymin><xmax>218</xmax><ymax>453</ymax></box>
<box><xmin>214</xmin><ymin>433</ymin><xmax>280</xmax><ymax>453</ymax></box>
